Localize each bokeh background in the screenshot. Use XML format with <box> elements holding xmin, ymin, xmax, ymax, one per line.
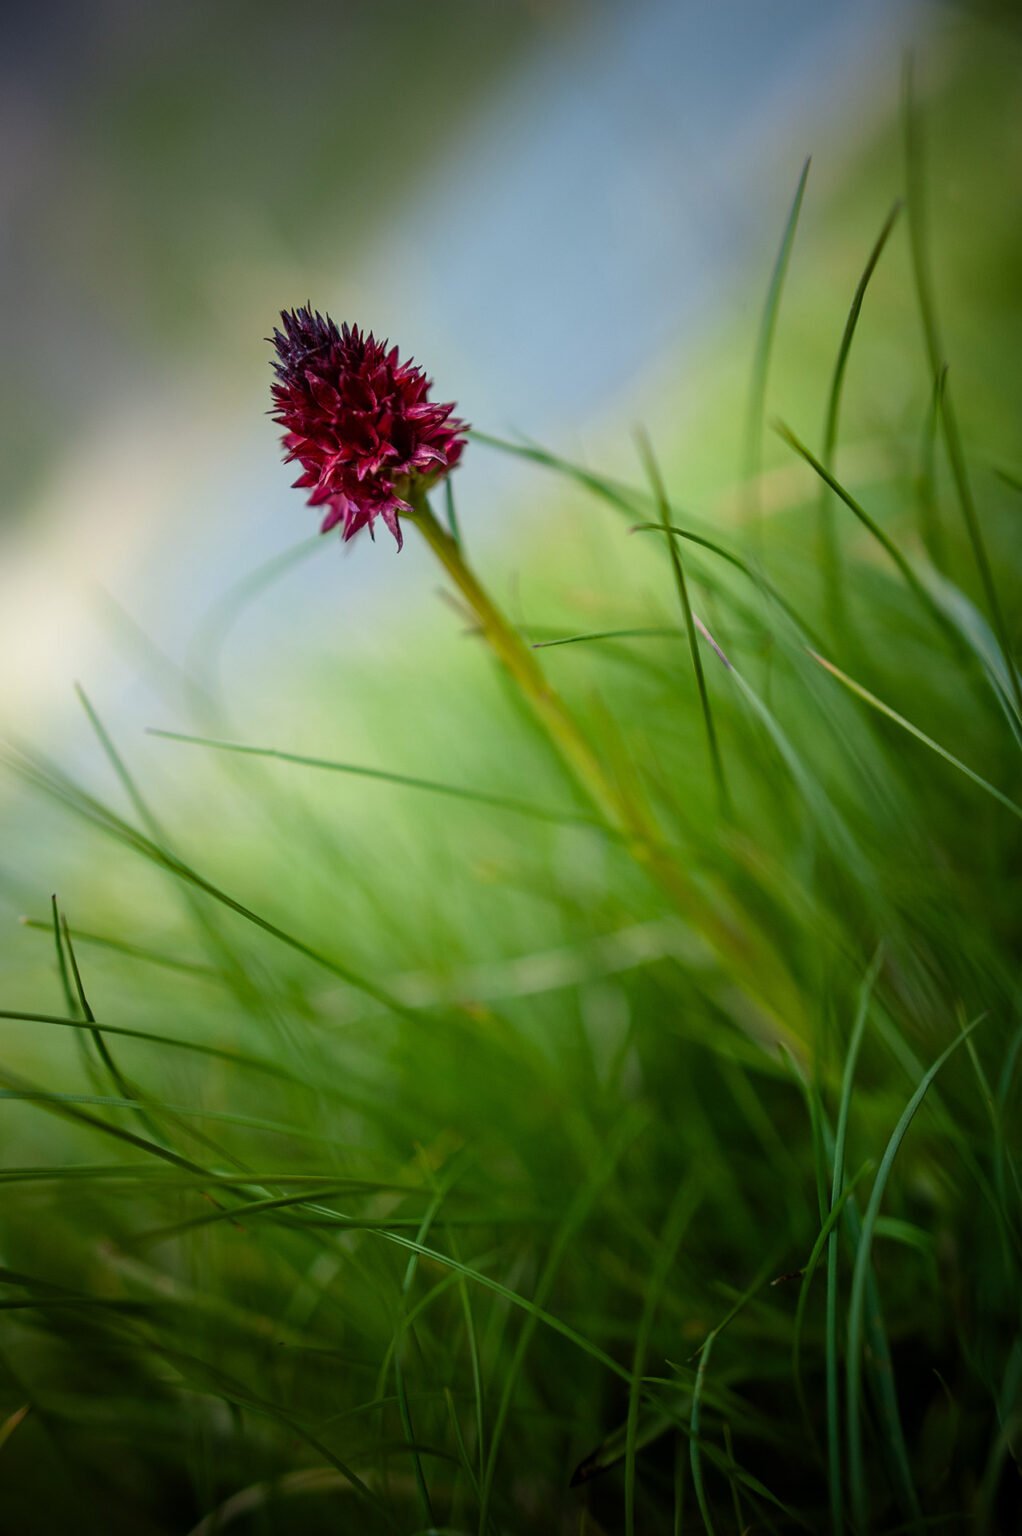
<box><xmin>1</xmin><ymin>0</ymin><xmax>926</xmax><ymax>725</ymax></box>
<box><xmin>2</xmin><ymin>7</ymin><xmax>1022</xmax><ymax>1532</ymax></box>
<box><xmin>1</xmin><ymin>0</ymin><xmax>1018</xmax><ymax>940</ymax></box>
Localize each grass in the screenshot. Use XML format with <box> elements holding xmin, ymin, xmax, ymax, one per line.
<box><xmin>2</xmin><ymin>31</ymin><xmax>1021</xmax><ymax>1536</ymax></box>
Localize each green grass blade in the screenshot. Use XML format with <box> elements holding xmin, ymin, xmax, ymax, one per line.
<box><xmin>625</xmin><ymin>1179</ymin><xmax>702</xmax><ymax>1536</ymax></box>
<box><xmin>6</xmin><ymin>746</ymin><xmax>427</xmax><ymax>1020</ymax></box>
<box><xmin>21</xmin><ymin>916</ymin><xmax>221</xmax><ymax>981</ymax></box>
<box><xmin>471</xmin><ymin>430</ymin><xmax>641</xmax><ymax>522</ymax></box>
<box><xmin>821</xmin><ymin>200</ymin><xmax>902</xmax><ymax>474</ymax></box>
<box><xmin>635</xmin><ymin>431</ymin><xmax>729</xmax><ymax>813</ymax></box>
<box><xmin>744</xmin><ymin>156</ymin><xmax>811</xmax><ymax>527</ymax></box>
<box><xmin>807</xmin><ymin>650</ymin><xmax>1022</xmax><ymax>820</ymax></box>
<box><xmin>775</xmin><ymin>421</ymin><xmax>952</xmax><ymax>641</ymax></box>
<box><xmin>689</xmin><ymin>1329</ymin><xmax>718</xmax><ymax>1536</ymax></box>
<box><xmin>902</xmin><ymin>58</ymin><xmax>1022</xmax><ymax>714</ymax></box>
<box><xmin>826</xmin><ymin>946</ymin><xmax>884</xmax><ymax>1532</ymax></box>
<box><xmin>629</xmin><ymin>520</ymin><xmax>826</xmax><ymax>651</ymax></box>
<box><xmin>846</xmin><ymin>1019</ymin><xmax>982</xmax><ymax>1531</ymax></box>
<box><xmin>791</xmin><ymin>1163</ymin><xmax>873</xmax><ymax>1450</ymax></box>
<box><xmin>393</xmin><ymin>1193</ymin><xmax>445</xmax><ymax>1530</ymax></box>
<box><xmin>534</xmin><ymin>626</ymin><xmax>681</xmax><ymax>650</ymax></box>
<box><xmin>146</xmin><ymin>728</ymin><xmax>610</xmax><ymax>833</ymax></box>
<box><xmin>443</xmin><ymin>474</ymin><xmax>462</xmax><ymax>546</ymax></box>
<box><xmin>819</xmin><ymin>199</ymin><xmax>902</xmax><ymax>611</ymax></box>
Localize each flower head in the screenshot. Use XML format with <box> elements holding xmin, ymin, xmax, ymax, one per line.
<box><xmin>270</xmin><ymin>307</ymin><xmax>467</xmax><ymax>550</ymax></box>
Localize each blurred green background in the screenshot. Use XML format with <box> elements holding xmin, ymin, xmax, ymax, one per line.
<box><xmin>2</xmin><ymin>4</ymin><xmax>1021</xmax><ymax>1531</ymax></box>
<box><xmin>0</xmin><ymin>0</ymin><xmax>933</xmax><ymax>745</ymax></box>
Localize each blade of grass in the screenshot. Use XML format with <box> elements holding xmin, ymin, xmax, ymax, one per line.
<box><xmin>534</xmin><ymin>626</ymin><xmax>682</xmax><ymax>650</ymax></box>
<box><xmin>744</xmin><ymin>157</ymin><xmax>811</xmax><ymax>532</ymax></box>
<box><xmin>628</xmin><ymin>521</ymin><xmax>827</xmax><ymax>651</ymax></box>
<box><xmin>444</xmin><ymin>475</ymin><xmax>462</xmax><ymax>546</ymax></box>
<box><xmin>471</xmin><ymin>430</ymin><xmax>642</xmax><ymax>522</ymax></box>
<box><xmin>5</xmin><ymin>745</ymin><xmax>427</xmax><ymax>1021</ymax></box>
<box><xmin>807</xmin><ymin>650</ymin><xmax>1022</xmax><ymax>821</ymax></box>
<box><xmin>59</xmin><ymin>908</ymin><xmax>168</xmax><ymax>1147</ymax></box>
<box><xmin>393</xmin><ymin>1191</ymin><xmax>446</xmax><ymax>1531</ymax></box>
<box><xmin>146</xmin><ymin>728</ymin><xmax>613</xmax><ymax>834</ymax></box>
<box><xmin>688</xmin><ymin>1260</ymin><xmax>784</xmax><ymax>1535</ymax></box>
<box><xmin>0</xmin><ymin>1007</ymin><xmax>310</xmax><ymax>1085</ymax></box>
<box><xmin>902</xmin><ymin>58</ymin><xmax>1021</xmax><ymax>714</ymax></box>
<box><xmin>775</xmin><ymin>421</ymin><xmax>954</xmax><ymax>642</ymax></box>
<box><xmin>791</xmin><ymin>1162</ymin><xmax>874</xmax><ymax>1450</ymax></box>
<box><xmin>916</xmin><ymin>365</ymin><xmax>947</xmax><ymax>570</ymax></box>
<box><xmin>825</xmin><ymin>946</ymin><xmax>884</xmax><ymax>1533</ymax></box>
<box><xmin>635</xmin><ymin>431</ymin><xmax>729</xmax><ymax>814</ymax></box>
<box><xmin>847</xmin><ymin>1019</ymin><xmax>982</xmax><ymax>1532</ymax></box>
<box><xmin>819</xmin><ymin>199</ymin><xmax>902</xmax><ymax>614</ymax></box>
<box><xmin>625</xmin><ymin>1179</ymin><xmax>703</xmax><ymax>1536</ymax></box>
<box><xmin>22</xmin><ymin>916</ymin><xmax>222</xmax><ymax>981</ymax></box>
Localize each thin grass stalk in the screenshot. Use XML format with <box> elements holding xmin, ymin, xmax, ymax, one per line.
<box><xmin>902</xmin><ymin>57</ymin><xmax>1022</xmax><ymax>714</ymax></box>
<box><xmin>635</xmin><ymin>430</ymin><xmax>729</xmax><ymax>815</ymax></box>
<box><xmin>819</xmin><ymin>200</ymin><xmax>902</xmax><ymax>620</ymax></box>
<box><xmin>624</xmin><ymin>1180</ymin><xmax>702</xmax><ymax>1536</ymax></box>
<box><xmin>743</xmin><ymin>157</ymin><xmax>811</xmax><ymax>543</ymax></box>
<box><xmin>846</xmin><ymin>1023</ymin><xmax>980</xmax><ymax>1532</ymax></box>
<box><xmin>826</xmin><ymin>948</ymin><xmax>883</xmax><ymax>1533</ymax></box>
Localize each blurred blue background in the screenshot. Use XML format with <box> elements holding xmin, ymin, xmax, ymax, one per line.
<box><xmin>0</xmin><ymin>0</ymin><xmax>931</xmax><ymax>753</ymax></box>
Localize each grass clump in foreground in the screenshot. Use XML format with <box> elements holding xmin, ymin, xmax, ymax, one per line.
<box><xmin>2</xmin><ymin>57</ymin><xmax>1021</xmax><ymax>1536</ymax></box>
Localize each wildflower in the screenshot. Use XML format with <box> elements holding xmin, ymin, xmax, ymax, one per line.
<box><xmin>269</xmin><ymin>307</ymin><xmax>467</xmax><ymax>550</ymax></box>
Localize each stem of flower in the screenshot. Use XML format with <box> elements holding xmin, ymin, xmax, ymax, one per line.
<box><xmin>408</xmin><ymin>491</ymin><xmax>802</xmax><ymax>1047</ymax></box>
<box><xmin>409</xmin><ymin>492</ymin><xmax>630</xmax><ymax>831</ymax></box>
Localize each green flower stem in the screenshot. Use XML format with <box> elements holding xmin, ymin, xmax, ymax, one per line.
<box><xmin>409</xmin><ymin>493</ymin><xmax>801</xmax><ymax>1045</ymax></box>
<box><xmin>410</xmin><ymin>495</ymin><xmax>629</xmax><ymax>830</ymax></box>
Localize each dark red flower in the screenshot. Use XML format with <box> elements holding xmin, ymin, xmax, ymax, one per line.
<box><xmin>270</xmin><ymin>307</ymin><xmax>467</xmax><ymax>550</ymax></box>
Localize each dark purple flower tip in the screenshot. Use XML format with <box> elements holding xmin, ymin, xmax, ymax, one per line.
<box><xmin>269</xmin><ymin>307</ymin><xmax>468</xmax><ymax>550</ymax></box>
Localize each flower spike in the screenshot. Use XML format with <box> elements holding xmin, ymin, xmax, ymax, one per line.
<box><xmin>269</xmin><ymin>307</ymin><xmax>467</xmax><ymax>550</ymax></box>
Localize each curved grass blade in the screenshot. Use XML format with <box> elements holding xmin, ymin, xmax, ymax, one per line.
<box><xmin>22</xmin><ymin>916</ymin><xmax>221</xmax><ymax>981</ymax></box>
<box><xmin>686</xmin><ymin>1258</ymin><xmax>785</xmax><ymax>1534</ymax></box>
<box><xmin>846</xmin><ymin>1019</ymin><xmax>982</xmax><ymax>1532</ymax></box>
<box><xmin>774</xmin><ymin>422</ymin><xmax>952</xmax><ymax>644</ymax></box>
<box><xmin>916</xmin><ymin>366</ymin><xmax>947</xmax><ymax>570</ymax></box>
<box><xmin>0</xmin><ymin>1007</ymin><xmax>307</xmax><ymax>1085</ymax></box>
<box><xmin>393</xmin><ymin>1191</ymin><xmax>446</xmax><ymax>1530</ymax></box>
<box><xmin>188</xmin><ymin>1193</ymin><xmax>635</xmax><ymax>1382</ymax></box>
<box><xmin>744</xmin><ymin>156</ymin><xmax>811</xmax><ymax>530</ymax></box>
<box><xmin>902</xmin><ymin>58</ymin><xmax>1021</xmax><ymax>714</ymax></box>
<box><xmin>5</xmin><ymin>744</ymin><xmax>426</xmax><ymax>1020</ymax></box>
<box><xmin>59</xmin><ymin>909</ymin><xmax>166</xmax><ymax>1147</ymax></box>
<box><xmin>629</xmin><ymin>521</ymin><xmax>826</xmax><ymax>651</ymax></box>
<box><xmin>534</xmin><ymin>625</ymin><xmax>681</xmax><ymax>650</ymax></box>
<box><xmin>146</xmin><ymin>728</ymin><xmax>612</xmax><ymax>834</ymax></box>
<box><xmin>0</xmin><ymin>1089</ymin><xmax>366</xmax><ymax>1153</ymax></box>
<box><xmin>819</xmin><ymin>199</ymin><xmax>902</xmax><ymax>611</ymax></box>
<box><xmin>635</xmin><ymin>431</ymin><xmax>728</xmax><ymax>812</ymax></box>
<box><xmin>471</xmin><ymin>430</ymin><xmax>641</xmax><ymax>522</ymax></box>
<box><xmin>443</xmin><ymin>475</ymin><xmax>462</xmax><ymax>546</ymax></box>
<box><xmin>74</xmin><ymin>686</ymin><xmax>313</xmax><ymax>1017</ymax></box>
<box><xmin>918</xmin><ymin>566</ymin><xmax>1022</xmax><ymax>745</ymax></box>
<box><xmin>791</xmin><ymin>1164</ymin><xmax>873</xmax><ymax>1451</ymax></box>
<box><xmin>625</xmin><ymin>1179</ymin><xmax>702</xmax><ymax>1536</ymax></box>
<box><xmin>807</xmin><ymin>651</ymin><xmax>1022</xmax><ymax>821</ymax></box>
<box><xmin>0</xmin><ymin>1063</ymin><xmax>219</xmax><ymax>1182</ymax></box>
<box><xmin>825</xmin><ymin>946</ymin><xmax>884</xmax><ymax>1531</ymax></box>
